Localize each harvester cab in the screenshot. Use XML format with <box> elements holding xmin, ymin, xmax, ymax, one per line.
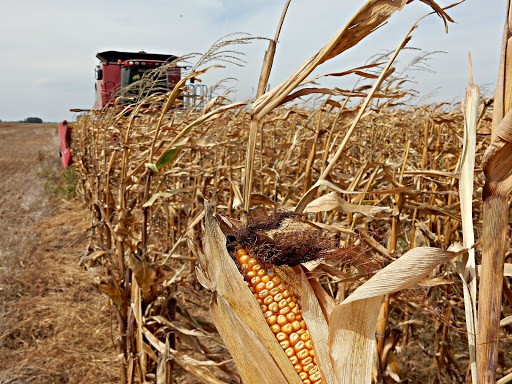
<box><xmin>93</xmin><ymin>50</ymin><xmax>182</xmax><ymax>108</ymax></box>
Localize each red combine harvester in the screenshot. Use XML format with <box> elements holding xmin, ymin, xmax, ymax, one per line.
<box><xmin>59</xmin><ymin>50</ymin><xmax>185</xmax><ymax>168</ymax></box>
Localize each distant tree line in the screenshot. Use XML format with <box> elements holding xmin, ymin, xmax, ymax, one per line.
<box><xmin>24</xmin><ymin>117</ymin><xmax>43</xmax><ymax>123</ymax></box>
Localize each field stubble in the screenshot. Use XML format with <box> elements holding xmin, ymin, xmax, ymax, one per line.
<box><xmin>0</xmin><ymin>123</ymin><xmax>118</xmax><ymax>384</ymax></box>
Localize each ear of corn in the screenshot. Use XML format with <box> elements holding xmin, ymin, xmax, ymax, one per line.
<box><xmin>235</xmin><ymin>247</ymin><xmax>322</xmax><ymax>383</ymax></box>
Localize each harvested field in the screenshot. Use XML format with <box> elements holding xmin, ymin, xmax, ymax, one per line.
<box><xmin>0</xmin><ymin>123</ymin><xmax>118</xmax><ymax>384</ymax></box>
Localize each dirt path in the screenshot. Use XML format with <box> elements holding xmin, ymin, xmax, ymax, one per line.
<box><xmin>0</xmin><ymin>123</ymin><xmax>118</xmax><ymax>383</ymax></box>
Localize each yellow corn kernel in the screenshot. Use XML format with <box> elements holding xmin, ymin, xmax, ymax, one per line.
<box><xmin>255</xmin><ymin>282</ymin><xmax>266</xmax><ymax>293</ymax></box>
<box><xmin>294</xmin><ymin>340</ymin><xmax>306</xmax><ymax>352</ymax></box>
<box><xmin>281</xmin><ymin>323</ymin><xmax>294</xmax><ymax>335</ymax></box>
<box><xmin>301</xmin><ymin>356</ymin><xmax>313</xmax><ymax>366</ymax></box>
<box><xmin>310</xmin><ymin>371</ymin><xmax>322</xmax><ymax>382</ymax></box>
<box><xmin>277</xmin><ymin>314</ymin><xmax>288</xmax><ymax>325</ymax></box>
<box><xmin>266</xmin><ymin>314</ymin><xmax>277</xmax><ymax>326</ymax></box>
<box><xmin>303</xmin><ymin>363</ymin><xmax>315</xmax><ymax>373</ymax></box>
<box><xmin>297</xmin><ymin>348</ymin><xmax>309</xmax><ymax>360</ymax></box>
<box><xmin>276</xmin><ymin>332</ymin><xmax>288</xmax><ymax>342</ymax></box>
<box><xmin>247</xmin><ymin>270</ymin><xmax>257</xmax><ymax>279</ymax></box>
<box><xmin>289</xmin><ymin>332</ymin><xmax>300</xmax><ymax>346</ymax></box>
<box><xmin>269</xmin><ymin>286</ymin><xmax>282</xmax><ymax>296</ymax></box>
<box><xmin>247</xmin><ymin>257</ymin><xmax>258</xmax><ymax>269</ymax></box>
<box><xmin>280</xmin><ymin>306</ymin><xmax>291</xmax><ymax>315</ymax></box>
<box><xmin>292</xmin><ymin>320</ymin><xmax>302</xmax><ymax>332</ymax></box>
<box><xmin>285</xmin><ymin>347</ymin><xmax>295</xmax><ymax>358</ymax></box>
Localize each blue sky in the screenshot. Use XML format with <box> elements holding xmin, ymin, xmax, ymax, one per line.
<box><xmin>0</xmin><ymin>0</ymin><xmax>505</xmax><ymax>122</ymax></box>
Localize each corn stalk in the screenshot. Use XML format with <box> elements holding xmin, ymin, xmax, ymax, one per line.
<box><xmin>458</xmin><ymin>56</ymin><xmax>479</xmax><ymax>384</ymax></box>
<box><xmin>477</xmin><ymin>2</ymin><xmax>512</xmax><ymax>381</ymax></box>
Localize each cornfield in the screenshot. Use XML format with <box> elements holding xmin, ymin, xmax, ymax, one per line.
<box><xmin>70</xmin><ymin>1</ymin><xmax>512</xmax><ymax>383</ymax></box>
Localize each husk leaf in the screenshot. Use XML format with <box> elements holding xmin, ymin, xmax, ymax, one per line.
<box><xmin>304</xmin><ymin>191</ymin><xmax>390</xmax><ymax>217</ymax></box>
<box><xmin>319</xmin><ymin>246</ymin><xmax>465</xmax><ymax>383</ymax></box>
<box><xmin>329</xmin><ymin>296</ymin><xmax>383</xmax><ymax>384</ymax></box>
<box><xmin>301</xmin><ymin>272</ymin><xmax>338</xmax><ymax>384</ymax></box>
<box><xmin>210</xmin><ymin>293</ymin><xmax>289</xmax><ymax>384</ymax></box>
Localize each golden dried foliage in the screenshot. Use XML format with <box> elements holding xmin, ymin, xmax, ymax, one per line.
<box><xmin>69</xmin><ymin>1</ymin><xmax>512</xmax><ymax>383</ymax></box>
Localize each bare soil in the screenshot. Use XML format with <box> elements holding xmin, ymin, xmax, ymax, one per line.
<box><xmin>0</xmin><ymin>123</ymin><xmax>118</xmax><ymax>383</ymax></box>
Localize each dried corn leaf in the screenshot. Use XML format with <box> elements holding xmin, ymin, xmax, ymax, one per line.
<box><xmin>252</xmin><ymin>0</ymin><xmax>411</xmax><ymax>118</ymax></box>
<box><xmin>500</xmin><ymin>316</ymin><xmax>512</xmax><ymax>327</ymax></box>
<box><xmin>304</xmin><ymin>191</ymin><xmax>390</xmax><ymax>217</ymax></box>
<box><xmin>158</xmin><ymin>101</ymin><xmax>246</xmax><ymax>164</ymax></box>
<box><xmin>144</xmin><ymin>327</ymin><xmax>226</xmax><ymax>384</ymax></box>
<box><xmin>98</xmin><ymin>277</ymin><xmax>123</xmax><ymax>308</ymax></box>
<box><xmin>128</xmin><ymin>254</ymin><xmax>157</xmax><ymax>297</ymax></box>
<box><xmin>323</xmin><ymin>62</ymin><xmax>384</xmax><ymax>78</ymax></box>
<box><xmin>229</xmin><ymin>180</ymin><xmax>243</xmax><ymax>208</ymax></box>
<box><xmin>343</xmin><ymin>247</ymin><xmax>465</xmax><ymax>304</ymax></box>
<box><xmin>156</xmin><ymin>335</ymin><xmax>171</xmax><ymax>384</ymax></box>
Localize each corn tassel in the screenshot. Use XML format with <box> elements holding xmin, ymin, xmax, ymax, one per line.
<box><xmin>235</xmin><ymin>247</ymin><xmax>322</xmax><ymax>383</ymax></box>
